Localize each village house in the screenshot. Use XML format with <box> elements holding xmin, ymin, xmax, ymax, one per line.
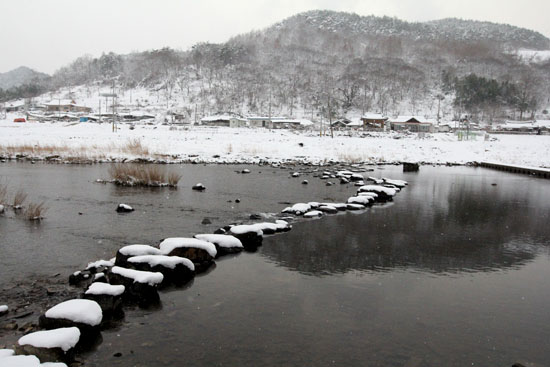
<box><xmin>200</xmin><ymin>114</ymin><xmax>247</xmax><ymax>127</ymax></box>
<box><xmin>45</xmin><ymin>99</ymin><xmax>92</xmax><ymax>113</ymax></box>
<box><xmin>360</xmin><ymin>113</ymin><xmax>388</xmax><ymax>130</ymax></box>
<box><xmin>247</xmin><ymin>116</ymin><xmax>272</xmax><ymax>128</ymax></box>
<box><xmin>390</xmin><ymin>116</ymin><xmax>434</xmax><ymax>133</ymax></box>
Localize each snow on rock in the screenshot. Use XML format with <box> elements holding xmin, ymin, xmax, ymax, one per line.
<box><xmin>86</xmin><ymin>259</ymin><xmax>114</xmax><ymax>271</ymax></box>
<box><xmin>282</xmin><ymin>203</ymin><xmax>311</xmax><ymax>215</ymax></box>
<box><xmin>318</xmin><ymin>205</ymin><xmax>338</xmax><ymax>214</ymax></box>
<box><xmin>116</xmin><ymin>244</ymin><xmax>162</xmax><ymax>266</ymax></box>
<box><xmin>0</xmin><ymin>355</ymin><xmax>40</xmax><ymax>366</ymax></box>
<box><xmin>159</xmin><ymin>238</ymin><xmax>217</xmax><ymax>258</ymax></box>
<box><xmin>128</xmin><ymin>255</ymin><xmax>195</xmax><ymax>271</ymax></box>
<box><xmin>347</xmin><ymin>196</ymin><xmax>374</xmax><ymax>205</ymax></box>
<box><xmin>192</xmin><ymin>183</ymin><xmax>206</xmax><ymax>191</ymax></box>
<box><xmin>368</xmin><ymin>177</ymin><xmax>384</xmax><ymax>184</ymax></box>
<box><xmin>320</xmin><ymin>203</ymin><xmax>347</xmax><ymax>211</ymax></box>
<box><xmin>18</xmin><ymin>327</ymin><xmax>80</xmax><ymax>352</ymax></box>
<box><xmin>85</xmin><ymin>283</ymin><xmax>125</xmax><ymax>297</ymax></box>
<box><xmin>0</xmin><ymin>349</ymin><xmax>15</xmax><ymax>357</ymax></box>
<box><xmin>304</xmin><ymin>210</ymin><xmax>323</xmax><ymax>218</ymax></box>
<box><xmin>110</xmin><ymin>266</ymin><xmax>164</xmax><ymax>286</ymax></box>
<box><xmin>383</xmin><ymin>178</ymin><xmax>407</xmax><ymax>187</ymax></box>
<box><xmin>358</xmin><ymin>192</ymin><xmax>378</xmax><ymax>198</ymax></box>
<box><xmin>0</xmin><ymin>204</ymin><xmax>4</xmax><ymax>214</ymax></box>
<box><xmin>41</xmin><ymin>363</ymin><xmax>68</xmax><ymax>367</ymax></box>
<box><xmin>116</xmin><ymin>203</ymin><xmax>134</xmax><ymax>213</ymax></box>
<box><xmin>228</xmin><ymin>225</ymin><xmax>264</xmax><ymax>250</ymax></box>
<box><xmin>357</xmin><ymin>185</ymin><xmax>397</xmax><ymax>200</ymax></box>
<box><xmin>275</xmin><ymin>220</ymin><xmax>292</xmax><ymax>232</ymax></box>
<box><xmin>44</xmin><ymin>299</ymin><xmax>102</xmax><ymax>327</ymax></box>
<box><xmin>0</xmin><ymin>305</ymin><xmax>8</xmax><ymax>315</ymax></box>
<box><xmin>194</xmin><ymin>234</ymin><xmax>243</xmax><ymax>256</ymax></box>
<box><xmin>346</xmin><ymin>203</ymin><xmax>365</xmax><ymax>210</ymax></box>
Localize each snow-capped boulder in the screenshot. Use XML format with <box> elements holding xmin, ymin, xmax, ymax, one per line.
<box><xmin>192</xmin><ymin>183</ymin><xmax>206</xmax><ymax>191</ymax></box>
<box><xmin>16</xmin><ymin>327</ymin><xmax>80</xmax><ymax>363</ymax></box>
<box><xmin>83</xmin><ymin>283</ymin><xmax>125</xmax><ymax>318</ymax></box>
<box><xmin>241</xmin><ymin>169</ymin><xmax>250</xmax><ymax>174</ymax></box>
<box><xmin>228</xmin><ymin>225</ymin><xmax>264</xmax><ymax>250</ymax></box>
<box><xmin>383</xmin><ymin>178</ymin><xmax>408</xmax><ymax>188</ymax></box>
<box><xmin>0</xmin><ymin>354</ymin><xmax>41</xmax><ymax>366</ymax></box>
<box><xmin>340</xmin><ymin>177</ymin><xmax>349</xmax><ymax>184</ymax></box>
<box><xmin>0</xmin><ymin>349</ymin><xmax>14</xmax><ymax>358</ymax></box>
<box><xmin>108</xmin><ymin>266</ymin><xmax>163</xmax><ymax>306</ymax></box>
<box><xmin>346</xmin><ymin>203</ymin><xmax>366</xmax><ymax>210</ymax></box>
<box><xmin>159</xmin><ymin>238</ymin><xmax>216</xmax><ymax>271</ymax></box>
<box><xmin>304</xmin><ymin>210</ymin><xmax>323</xmax><ymax>218</ymax></box>
<box><xmin>347</xmin><ymin>196</ymin><xmax>374</xmax><ymax>206</ymax></box>
<box><xmin>194</xmin><ymin>234</ymin><xmax>243</xmax><ymax>256</ymax></box>
<box><xmin>350</xmin><ymin>173</ymin><xmax>364</xmax><ymax>181</ymax></box>
<box><xmin>302</xmin><ymin>179</ymin><xmax>308</xmax><ymax>185</ymax></box>
<box><xmin>357</xmin><ymin>185</ymin><xmax>397</xmax><ymax>201</ymax></box>
<box><xmin>85</xmin><ymin>259</ymin><xmax>114</xmax><ymax>274</ymax></box>
<box><xmin>320</xmin><ymin>203</ymin><xmax>347</xmax><ymax>211</ymax></box>
<box><xmin>367</xmin><ymin>177</ymin><xmax>384</xmax><ymax>184</ymax></box>
<box><xmin>0</xmin><ymin>205</ymin><xmax>4</xmax><ymax>214</ymax></box>
<box><xmin>116</xmin><ymin>204</ymin><xmax>134</xmax><ymax>213</ymax></box>
<box><xmin>0</xmin><ymin>304</ymin><xmax>8</xmax><ymax>316</ymax></box>
<box><xmin>115</xmin><ymin>244</ymin><xmax>162</xmax><ymax>266</ymax></box>
<box><xmin>126</xmin><ymin>255</ymin><xmax>195</xmax><ymax>285</ymax></box>
<box><xmin>274</xmin><ymin>220</ymin><xmax>292</xmax><ymax>232</ymax></box>
<box><xmin>291</xmin><ymin>172</ymin><xmax>300</xmax><ymax>177</ymax></box>
<box><xmin>68</xmin><ymin>270</ymin><xmax>93</xmax><ymax>287</ymax></box>
<box><xmin>39</xmin><ymin>300</ymin><xmax>102</xmax><ymax>336</ymax></box>
<box><xmin>282</xmin><ymin>203</ymin><xmax>311</xmax><ymax>216</ymax></box>
<box><xmin>317</xmin><ymin>205</ymin><xmax>338</xmax><ymax>214</ymax></box>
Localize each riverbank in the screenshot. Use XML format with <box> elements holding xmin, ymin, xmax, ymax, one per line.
<box><xmin>1</xmin><ymin>120</ymin><xmax>549</xmax><ymax>167</ymax></box>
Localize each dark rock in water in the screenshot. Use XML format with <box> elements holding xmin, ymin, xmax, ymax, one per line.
<box><xmin>403</xmin><ymin>162</ymin><xmax>420</xmax><ymax>172</ymax></box>
<box><xmin>302</xmin><ymin>180</ymin><xmax>309</xmax><ymax>185</ymax></box>
<box><xmin>116</xmin><ymin>204</ymin><xmax>134</xmax><ymax>213</ymax></box>
<box><xmin>241</xmin><ymin>169</ymin><xmax>251</xmax><ymax>174</ymax></box>
<box><xmin>340</xmin><ymin>177</ymin><xmax>349</xmax><ymax>184</ymax></box>
<box><xmin>212</xmin><ymin>154</ymin><xmax>220</xmax><ymax>158</ymax></box>
<box><xmin>491</xmin><ymin>183</ymin><xmax>497</xmax><ymax>186</ymax></box>
<box><xmin>201</xmin><ymin>218</ymin><xmax>212</xmax><ymax>225</ymax></box>
<box><xmin>229</xmin><ymin>228</ymin><xmax>263</xmax><ymax>251</ymax></box>
<box><xmin>235</xmin><ymin>198</ymin><xmax>241</xmax><ymax>203</ymax></box>
<box><xmin>69</xmin><ymin>270</ymin><xmax>93</xmax><ymax>287</ymax></box>
<box><xmin>326</xmin><ymin>181</ymin><xmax>334</xmax><ymax>186</ymax></box>
<box><xmin>192</xmin><ymin>183</ymin><xmax>206</xmax><ymax>191</ymax></box>
<box><xmin>213</xmin><ymin>227</ymin><xmax>226</xmax><ymax>234</ymax></box>
<box><xmin>83</xmin><ymin>284</ymin><xmax>124</xmax><ymax>319</ymax></box>
<box><xmin>298</xmin><ymin>142</ymin><xmax>304</xmax><ymax>147</ymax></box>
<box><xmin>318</xmin><ymin>205</ymin><xmax>338</xmax><ymax>214</ymax></box>
<box><xmin>249</xmin><ymin>214</ymin><xmax>262</xmax><ymax>220</ymax></box>
<box><xmin>511</xmin><ymin>364</ymin><xmax>526</xmax><ymax>367</ymax></box>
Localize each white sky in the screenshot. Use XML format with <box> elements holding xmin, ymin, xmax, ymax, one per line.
<box><xmin>1</xmin><ymin>0</ymin><xmax>549</xmax><ymax>74</ymax></box>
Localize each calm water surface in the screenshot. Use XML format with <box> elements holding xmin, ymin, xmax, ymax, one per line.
<box><xmin>1</xmin><ymin>162</ymin><xmax>549</xmax><ymax>367</ymax></box>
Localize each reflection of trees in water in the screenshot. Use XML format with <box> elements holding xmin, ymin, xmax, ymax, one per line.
<box><xmin>260</xmin><ymin>180</ymin><xmax>550</xmax><ymax>276</ymax></box>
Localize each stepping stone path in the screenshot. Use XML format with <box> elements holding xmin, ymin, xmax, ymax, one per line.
<box><xmin>2</xmin><ymin>169</ymin><xmax>407</xmax><ymax>366</ymax></box>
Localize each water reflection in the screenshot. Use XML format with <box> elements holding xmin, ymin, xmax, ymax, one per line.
<box><xmin>260</xmin><ymin>169</ymin><xmax>550</xmax><ymax>276</ymax></box>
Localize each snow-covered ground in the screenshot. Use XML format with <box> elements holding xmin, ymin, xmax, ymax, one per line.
<box><xmin>1</xmin><ymin>119</ymin><xmax>549</xmax><ymax>167</ymax></box>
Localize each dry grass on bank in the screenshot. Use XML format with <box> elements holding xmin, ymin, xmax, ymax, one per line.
<box><xmin>109</xmin><ymin>164</ymin><xmax>181</xmax><ymax>187</ymax></box>
<box><xmin>13</xmin><ymin>189</ymin><xmax>27</xmax><ymax>208</ymax></box>
<box><xmin>25</xmin><ymin>201</ymin><xmax>47</xmax><ymax>220</ymax></box>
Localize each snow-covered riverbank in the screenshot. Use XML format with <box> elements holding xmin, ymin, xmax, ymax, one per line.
<box><xmin>1</xmin><ymin>120</ymin><xmax>549</xmax><ymax>167</ymax></box>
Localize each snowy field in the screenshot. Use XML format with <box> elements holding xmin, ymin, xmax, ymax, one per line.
<box><xmin>1</xmin><ymin>119</ymin><xmax>550</xmax><ymax>167</ymax></box>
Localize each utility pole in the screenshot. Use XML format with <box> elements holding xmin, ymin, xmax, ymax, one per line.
<box><xmin>328</xmin><ymin>94</ymin><xmax>333</xmax><ymax>139</ymax></box>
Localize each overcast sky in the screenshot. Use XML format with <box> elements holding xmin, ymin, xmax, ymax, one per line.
<box><xmin>1</xmin><ymin>0</ymin><xmax>549</xmax><ymax>74</ymax></box>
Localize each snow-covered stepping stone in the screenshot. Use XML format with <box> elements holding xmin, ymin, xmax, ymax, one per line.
<box><xmin>83</xmin><ymin>283</ymin><xmax>125</xmax><ymax>317</ymax></box>
<box><xmin>357</xmin><ymin>185</ymin><xmax>397</xmax><ymax>201</ymax></box>
<box><xmin>116</xmin><ymin>203</ymin><xmax>134</xmax><ymax>213</ymax></box>
<box><xmin>350</xmin><ymin>173</ymin><xmax>364</xmax><ymax>181</ymax></box>
<box><xmin>274</xmin><ymin>220</ymin><xmax>292</xmax><ymax>232</ymax></box>
<box><xmin>317</xmin><ymin>205</ymin><xmax>338</xmax><ymax>214</ymax></box>
<box><xmin>68</xmin><ymin>270</ymin><xmax>93</xmax><ymax>287</ymax></box>
<box><xmin>320</xmin><ymin>203</ymin><xmax>348</xmax><ymax>211</ymax></box>
<box><xmin>0</xmin><ymin>205</ymin><xmax>4</xmax><ymax>214</ymax></box>
<box><xmin>347</xmin><ymin>196</ymin><xmax>374</xmax><ymax>206</ymax></box>
<box><xmin>368</xmin><ymin>177</ymin><xmax>384</xmax><ymax>184</ymax></box>
<box><xmin>115</xmin><ymin>244</ymin><xmax>163</xmax><ymax>266</ymax></box>
<box><xmin>39</xmin><ymin>299</ymin><xmax>102</xmax><ymax>336</ymax></box>
<box><xmin>40</xmin><ymin>363</ymin><xmax>68</xmax><ymax>367</ymax></box>
<box><xmin>109</xmin><ymin>266</ymin><xmax>163</xmax><ymax>306</ymax></box>
<box><xmin>159</xmin><ymin>238</ymin><xmax>216</xmax><ymax>272</ymax></box>
<box><xmin>281</xmin><ymin>203</ymin><xmax>311</xmax><ymax>216</ymax></box>
<box><xmin>228</xmin><ymin>225</ymin><xmax>264</xmax><ymax>250</ymax></box>
<box><xmin>0</xmin><ymin>349</ymin><xmax>15</xmax><ymax>358</ymax></box>
<box><xmin>346</xmin><ymin>203</ymin><xmax>366</xmax><ymax>210</ymax></box>
<box><xmin>0</xmin><ymin>354</ymin><xmax>41</xmax><ymax>366</ymax></box>
<box><xmin>16</xmin><ymin>327</ymin><xmax>80</xmax><ymax>363</ymax></box>
<box><xmin>304</xmin><ymin>210</ymin><xmax>323</xmax><ymax>218</ymax></box>
<box><xmin>194</xmin><ymin>234</ymin><xmax>243</xmax><ymax>256</ymax></box>
<box><xmin>126</xmin><ymin>255</ymin><xmax>195</xmax><ymax>284</ymax></box>
<box><xmin>382</xmin><ymin>178</ymin><xmax>407</xmax><ymax>188</ymax></box>
<box><xmin>85</xmin><ymin>259</ymin><xmax>114</xmax><ymax>274</ymax></box>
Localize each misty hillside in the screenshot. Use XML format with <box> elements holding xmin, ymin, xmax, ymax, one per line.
<box><xmin>3</xmin><ymin>10</ymin><xmax>550</xmax><ymax>121</ymax></box>
<box><xmin>0</xmin><ymin>66</ymin><xmax>50</xmax><ymax>90</ymax></box>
